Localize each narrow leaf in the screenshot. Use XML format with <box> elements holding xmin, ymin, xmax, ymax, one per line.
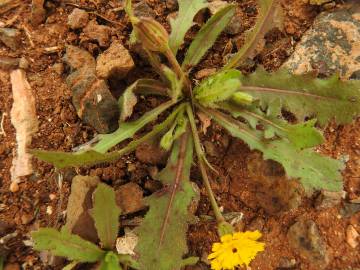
<box><xmin>182</xmin><ymin>5</ymin><xmax>236</xmax><ymax>70</ymax></box>
<box><xmin>160</xmin><ymin>109</ymin><xmax>188</xmax><ymax>150</ymax></box>
<box><xmin>32</xmin><ymin>228</ymin><xmax>105</xmax><ymax>262</ymax></box>
<box><xmin>98</xmin><ymin>252</ymin><xmax>122</xmax><ymax>270</ymax></box>
<box><xmin>91</xmin><ymin>183</ymin><xmax>121</xmax><ymax>250</ymax></box>
<box><xmin>168</xmin><ymin>0</ymin><xmax>208</xmax><ymax>55</ymax></box>
<box><xmin>222</xmin><ymin>101</ymin><xmax>324</xmax><ymax>149</ymax></box>
<box><xmin>194</xmin><ymin>69</ymin><xmax>242</xmax><ymax>107</ymax></box>
<box><xmin>203</xmin><ymin>107</ymin><xmax>344</xmax><ymax>193</ymax></box>
<box><xmin>224</xmin><ymin>0</ymin><xmax>280</xmax><ymax>69</ymax></box>
<box><xmin>135</xmin><ymin>131</ymin><xmax>199</xmax><ymax>270</ymax></box>
<box><xmin>62</xmin><ymin>261</ymin><xmax>78</xmax><ymax>270</ymax></box>
<box><xmin>93</xmin><ymin>100</ymin><xmax>175</xmax><ymax>153</ymax></box>
<box><xmin>119</xmin><ymin>79</ymin><xmax>169</xmax><ymax>122</ymax></box>
<box><xmin>239</xmin><ymin>68</ymin><xmax>360</xmax><ymax>126</ymax></box>
<box><xmin>31</xmin><ymin>104</ymin><xmax>186</xmax><ymax>168</ymax></box>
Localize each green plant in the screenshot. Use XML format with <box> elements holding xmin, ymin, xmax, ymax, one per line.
<box><xmin>31</xmin><ymin>0</ymin><xmax>360</xmax><ymax>269</ymax></box>
<box><xmin>31</xmin><ymin>183</ymin><xmax>138</xmax><ymax>270</ymax></box>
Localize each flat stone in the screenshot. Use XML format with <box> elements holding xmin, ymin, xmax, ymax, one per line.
<box><xmin>68</xmin><ymin>8</ymin><xmax>89</xmax><ymax>30</ymax></box>
<box><xmin>315</xmin><ymin>190</ymin><xmax>346</xmax><ymax>210</ymax></box>
<box><xmin>96</xmin><ymin>40</ymin><xmax>134</xmax><ymax>79</ymax></box>
<box><xmin>0</xmin><ymin>28</ymin><xmax>21</xmax><ymax>50</ymax></box>
<box><xmin>65</xmin><ymin>175</ymin><xmax>100</xmax><ymax>243</ymax></box>
<box><xmin>287</xmin><ymin>219</ymin><xmax>329</xmax><ymax>269</ymax></box>
<box><xmin>115</xmin><ymin>183</ymin><xmax>145</xmax><ymax>215</ymax></box>
<box><xmin>283</xmin><ymin>5</ymin><xmax>360</xmax><ymax>79</ymax></box>
<box><xmin>83</xmin><ymin>20</ymin><xmax>112</xmax><ymax>47</ymax></box>
<box><xmin>31</xmin><ymin>0</ymin><xmax>46</xmax><ymax>26</ymax></box>
<box><xmin>133</xmin><ymin>1</ymin><xmax>156</xmax><ymax>18</ymax></box>
<box><xmin>63</xmin><ymin>45</ymin><xmax>96</xmax><ymax>71</ymax></box>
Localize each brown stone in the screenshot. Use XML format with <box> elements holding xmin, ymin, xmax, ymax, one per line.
<box><xmin>68</xmin><ymin>8</ymin><xmax>89</xmax><ymax>30</ymax></box>
<box><xmin>83</xmin><ymin>20</ymin><xmax>112</xmax><ymax>47</ymax></box>
<box><xmin>96</xmin><ymin>40</ymin><xmax>134</xmax><ymax>79</ymax></box>
<box><xmin>115</xmin><ymin>183</ymin><xmax>145</xmax><ymax>215</ymax></box>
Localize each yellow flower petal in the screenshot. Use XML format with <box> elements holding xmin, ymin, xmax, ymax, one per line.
<box><xmin>208</xmin><ymin>231</ymin><xmax>265</xmax><ymax>270</ymax></box>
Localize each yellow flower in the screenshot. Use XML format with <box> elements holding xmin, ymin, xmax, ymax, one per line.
<box><xmin>208</xmin><ymin>231</ymin><xmax>265</xmax><ymax>270</ymax></box>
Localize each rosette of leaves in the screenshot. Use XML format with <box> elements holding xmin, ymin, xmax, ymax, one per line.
<box><xmin>31</xmin><ymin>0</ymin><xmax>360</xmax><ymax>269</ymax></box>
<box><xmin>31</xmin><ymin>183</ymin><xmax>137</xmax><ymax>270</ymax></box>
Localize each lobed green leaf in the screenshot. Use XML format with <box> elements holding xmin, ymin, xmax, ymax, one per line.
<box><xmin>31</xmin><ymin>104</ymin><xmax>186</xmax><ymax>168</ymax></box>
<box><xmin>31</xmin><ymin>228</ymin><xmax>105</xmax><ymax>263</ymax></box>
<box><xmin>203</xmin><ymin>107</ymin><xmax>344</xmax><ymax>194</ymax></box>
<box><xmin>135</xmin><ymin>131</ymin><xmax>199</xmax><ymax>270</ymax></box>
<box><xmin>90</xmin><ymin>183</ymin><xmax>121</xmax><ymax>250</ymax></box>
<box><xmin>238</xmin><ymin>68</ymin><xmax>360</xmax><ymax>126</ymax></box>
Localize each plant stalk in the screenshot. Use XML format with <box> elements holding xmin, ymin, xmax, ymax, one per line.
<box><xmin>186</xmin><ymin>104</ymin><xmax>225</xmax><ymax>224</ymax></box>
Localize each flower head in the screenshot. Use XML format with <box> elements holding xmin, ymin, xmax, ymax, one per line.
<box><xmin>208</xmin><ymin>231</ymin><xmax>265</xmax><ymax>270</ymax></box>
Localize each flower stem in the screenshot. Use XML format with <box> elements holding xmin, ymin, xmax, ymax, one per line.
<box><xmin>186</xmin><ymin>104</ymin><xmax>225</xmax><ymax>224</ymax></box>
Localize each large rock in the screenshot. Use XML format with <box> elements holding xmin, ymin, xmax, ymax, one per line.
<box><xmin>64</xmin><ymin>175</ymin><xmax>100</xmax><ymax>243</ymax></box>
<box><xmin>96</xmin><ymin>40</ymin><xmax>134</xmax><ymax>79</ymax></box>
<box><xmin>63</xmin><ymin>46</ymin><xmax>119</xmax><ymax>133</ymax></box>
<box><xmin>287</xmin><ymin>219</ymin><xmax>329</xmax><ymax>269</ymax></box>
<box><xmin>284</xmin><ymin>4</ymin><xmax>360</xmax><ymax>79</ymax></box>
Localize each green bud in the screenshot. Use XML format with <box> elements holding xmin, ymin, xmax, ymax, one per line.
<box><xmin>134</xmin><ymin>17</ymin><xmax>169</xmax><ymax>53</ymax></box>
<box><xmin>217</xmin><ymin>221</ymin><xmax>234</xmax><ymax>237</ymax></box>
<box><xmin>231</xmin><ymin>92</ymin><xmax>254</xmax><ymax>105</ymax></box>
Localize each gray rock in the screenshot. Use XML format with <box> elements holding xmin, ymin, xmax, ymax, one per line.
<box><xmin>65</xmin><ymin>175</ymin><xmax>100</xmax><ymax>243</ymax></box>
<box><xmin>134</xmin><ymin>1</ymin><xmax>156</xmax><ymax>18</ymax></box>
<box><xmin>68</xmin><ymin>8</ymin><xmax>89</xmax><ymax>30</ymax></box>
<box><xmin>96</xmin><ymin>40</ymin><xmax>134</xmax><ymax>79</ymax></box>
<box><xmin>287</xmin><ymin>219</ymin><xmax>329</xmax><ymax>269</ymax></box>
<box><xmin>0</xmin><ymin>28</ymin><xmax>21</xmax><ymax>50</ymax></box>
<box><xmin>115</xmin><ymin>183</ymin><xmax>145</xmax><ymax>214</ymax></box>
<box><xmin>283</xmin><ymin>4</ymin><xmax>360</xmax><ymax>79</ymax></box>
<box><xmin>315</xmin><ymin>190</ymin><xmax>346</xmax><ymax>210</ymax></box>
<box><xmin>83</xmin><ymin>20</ymin><xmax>112</xmax><ymax>47</ymax></box>
<box><xmin>0</xmin><ymin>56</ymin><xmax>19</xmax><ymax>70</ymax></box>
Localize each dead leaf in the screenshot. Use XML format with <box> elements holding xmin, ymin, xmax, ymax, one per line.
<box><xmin>197</xmin><ymin>111</ymin><xmax>211</xmax><ymax>134</ymax></box>
<box><xmin>116</xmin><ymin>229</ymin><xmax>138</xmax><ymax>255</ymax></box>
<box><xmin>10</xmin><ymin>69</ymin><xmax>38</xmax><ymax>187</ymax></box>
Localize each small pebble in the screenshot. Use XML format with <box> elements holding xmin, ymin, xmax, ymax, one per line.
<box><xmin>46</xmin><ymin>206</ymin><xmax>53</xmax><ymax>215</ymax></box>
<box><xmin>346</xmin><ymin>225</ymin><xmax>359</xmax><ymax>249</ymax></box>
<box><xmin>9</xmin><ymin>182</ymin><xmax>19</xmax><ymax>193</ymax></box>
<box><xmin>49</xmin><ymin>193</ymin><xmax>56</xmax><ymax>200</ymax></box>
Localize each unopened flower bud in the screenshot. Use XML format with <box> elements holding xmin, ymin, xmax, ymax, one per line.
<box><xmin>134</xmin><ymin>17</ymin><xmax>169</xmax><ymax>52</ymax></box>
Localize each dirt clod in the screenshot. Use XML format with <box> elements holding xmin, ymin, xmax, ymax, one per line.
<box><xmin>82</xmin><ymin>20</ymin><xmax>112</xmax><ymax>47</ymax></box>
<box><xmin>67</xmin><ymin>8</ymin><xmax>89</xmax><ymax>30</ymax></box>
<box><xmin>136</xmin><ymin>142</ymin><xmax>169</xmax><ymax>165</ymax></box>
<box><xmin>115</xmin><ymin>183</ymin><xmax>145</xmax><ymax>215</ymax></box>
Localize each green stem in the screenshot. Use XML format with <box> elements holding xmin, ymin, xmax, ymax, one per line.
<box><xmin>164</xmin><ymin>48</ymin><xmax>192</xmax><ymax>99</ymax></box>
<box><xmin>186</xmin><ymin>104</ymin><xmax>225</xmax><ymax>224</ymax></box>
